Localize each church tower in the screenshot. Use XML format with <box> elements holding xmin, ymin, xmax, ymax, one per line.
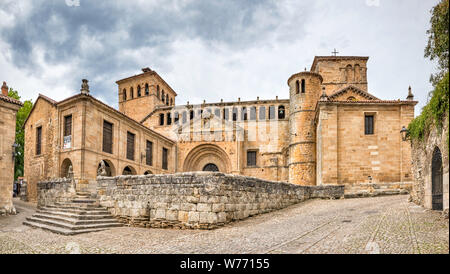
<box><xmin>117</xmin><ymin>68</ymin><xmax>177</xmax><ymax>122</ymax></box>
<box><xmin>287</xmin><ymin>71</ymin><xmax>323</xmax><ymax>186</ymax></box>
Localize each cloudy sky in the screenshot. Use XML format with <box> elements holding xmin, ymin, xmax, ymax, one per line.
<box><xmin>0</xmin><ymin>0</ymin><xmax>440</xmax><ymax>113</ymax></box>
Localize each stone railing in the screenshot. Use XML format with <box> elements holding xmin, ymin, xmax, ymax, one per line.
<box><xmin>36</xmin><ymin>178</ymin><xmax>76</xmax><ymax>208</ymax></box>
<box><xmin>97</xmin><ymin>172</ymin><xmax>344</xmax><ymax>229</ymax></box>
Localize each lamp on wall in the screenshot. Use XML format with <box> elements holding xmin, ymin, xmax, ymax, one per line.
<box><xmin>400</xmin><ymin>126</ymin><xmax>409</xmax><ymax>141</ymax></box>
<box><xmin>12</xmin><ymin>143</ymin><xmax>18</xmax><ymax>161</ymax></box>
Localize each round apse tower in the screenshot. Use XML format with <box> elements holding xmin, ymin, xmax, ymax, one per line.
<box><xmin>287</xmin><ymin>71</ymin><xmax>323</xmax><ymax>186</ymax></box>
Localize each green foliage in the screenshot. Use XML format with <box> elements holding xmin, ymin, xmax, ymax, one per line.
<box><xmin>8</xmin><ymin>88</ymin><xmax>33</xmax><ymax>180</ymax></box>
<box><xmin>408</xmin><ymin>72</ymin><xmax>449</xmax><ymax>141</ymax></box>
<box><xmin>424</xmin><ymin>0</ymin><xmax>449</xmax><ymax>86</ymax></box>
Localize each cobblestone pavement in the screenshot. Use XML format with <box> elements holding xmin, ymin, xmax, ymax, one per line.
<box><xmin>0</xmin><ymin>195</ymin><xmax>448</xmax><ymax>254</ymax></box>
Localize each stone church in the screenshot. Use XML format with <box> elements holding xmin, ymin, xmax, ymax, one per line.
<box><xmin>24</xmin><ymin>55</ymin><xmax>417</xmax><ymax>202</ymax></box>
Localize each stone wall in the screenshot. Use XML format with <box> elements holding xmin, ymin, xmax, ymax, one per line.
<box><xmin>96</xmin><ymin>172</ymin><xmax>344</xmax><ymax>229</ymax></box>
<box><xmin>410</xmin><ymin>115</ymin><xmax>449</xmax><ymax>211</ymax></box>
<box><xmin>36</xmin><ymin>178</ymin><xmax>76</xmax><ymax>208</ymax></box>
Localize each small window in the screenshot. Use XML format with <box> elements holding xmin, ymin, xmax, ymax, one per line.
<box><xmin>174</xmin><ymin>112</ymin><xmax>179</xmax><ymax>124</ymax></box>
<box><xmin>156</xmin><ymin>85</ymin><xmax>160</xmax><ymax>99</ymax></box>
<box><xmin>259</xmin><ymin>106</ymin><xmax>266</xmax><ymax>120</ymax></box>
<box><xmin>123</xmin><ymin>88</ymin><xmax>127</xmax><ymax>101</ymax></box>
<box><xmin>36</xmin><ymin>126</ymin><xmax>42</xmax><ymax>155</ymax></box>
<box><xmin>166</xmin><ymin>94</ymin><xmax>169</xmax><ymax>106</ymax></box>
<box><xmin>250</xmin><ymin>106</ymin><xmax>256</xmax><ymax>120</ymax></box>
<box><xmin>126</xmin><ymin>131</ymin><xmax>135</xmax><ymax>161</ymax></box>
<box><xmin>167</xmin><ymin>112</ymin><xmax>172</xmax><ymax>125</ymax></box>
<box><xmin>162</xmin><ymin>148</ymin><xmax>168</xmax><ymax>170</ymax></box>
<box><xmin>130</xmin><ymin>87</ymin><xmax>134</xmax><ymax>99</ymax></box>
<box><xmin>278</xmin><ymin>105</ymin><xmax>285</xmax><ymax>119</ymax></box>
<box><xmin>214</xmin><ymin>108</ymin><xmax>221</xmax><ymax>117</ymax></box>
<box><xmin>103</xmin><ymin>120</ymin><xmax>113</xmax><ymax>154</ymax></box>
<box><xmin>146</xmin><ymin>140</ymin><xmax>153</xmax><ymax>166</ymax></box>
<box><xmin>145</xmin><ymin>84</ymin><xmax>149</xmax><ymax>95</ymax></box>
<box><xmin>159</xmin><ymin>113</ymin><xmax>165</xmax><ymax>126</ymax></box>
<box><xmin>223</xmin><ymin>108</ymin><xmax>229</xmax><ymax>120</ymax></box>
<box><xmin>137</xmin><ymin>85</ymin><xmax>141</xmax><ymax>97</ymax></box>
<box><xmin>182</xmin><ymin>111</ymin><xmax>187</xmax><ymax>123</ymax></box>
<box><xmin>161</xmin><ymin>90</ymin><xmax>165</xmax><ymax>102</ymax></box>
<box><xmin>269</xmin><ymin>106</ymin><xmax>275</xmax><ymax>120</ymax></box>
<box><xmin>301</xmin><ymin>79</ymin><xmax>306</xmax><ymax>93</ymax></box>
<box><xmin>64</xmin><ymin>115</ymin><xmax>72</xmax><ymax>137</ymax></box>
<box><xmin>296</xmin><ymin>80</ymin><xmax>300</xmax><ymax>94</ymax></box>
<box><xmin>170</xmin><ymin>98</ymin><xmax>173</xmax><ymax>105</ymax></box>
<box><xmin>190</xmin><ymin>110</ymin><xmax>194</xmax><ymax>120</ymax></box>
<box><xmin>247</xmin><ymin>151</ymin><xmax>257</xmax><ymax>167</ymax></box>
<box><xmin>241</xmin><ymin>107</ymin><xmax>247</xmax><ymax>121</ymax></box>
<box><xmin>232</xmin><ymin>108</ymin><xmax>238</xmax><ymax>121</ymax></box>
<box><xmin>365</xmin><ymin>115</ymin><xmax>374</xmax><ymax>135</ymax></box>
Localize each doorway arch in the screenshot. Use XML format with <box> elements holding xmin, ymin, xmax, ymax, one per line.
<box><xmin>97</xmin><ymin>160</ymin><xmax>115</xmax><ymax>177</ymax></box>
<box><xmin>122</xmin><ymin>166</ymin><xmax>137</xmax><ymax>175</ymax></box>
<box><xmin>431</xmin><ymin>147</ymin><xmax>443</xmax><ymax>210</ymax></box>
<box><xmin>183</xmin><ymin>144</ymin><xmax>231</xmax><ymax>173</ymax></box>
<box><xmin>61</xmin><ymin>158</ymin><xmax>73</xmax><ymax>178</ymax></box>
<box><xmin>203</xmin><ymin>163</ymin><xmax>219</xmax><ymax>172</ymax></box>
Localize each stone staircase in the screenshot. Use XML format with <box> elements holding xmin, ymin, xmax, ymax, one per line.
<box><xmin>23</xmin><ymin>192</ymin><xmax>122</xmax><ymax>235</ymax></box>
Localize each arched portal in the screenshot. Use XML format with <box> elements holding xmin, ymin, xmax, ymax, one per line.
<box><xmin>97</xmin><ymin>160</ymin><xmax>115</xmax><ymax>177</ymax></box>
<box><xmin>431</xmin><ymin>147</ymin><xmax>443</xmax><ymax>210</ymax></box>
<box><xmin>144</xmin><ymin>170</ymin><xmax>153</xmax><ymax>175</ymax></box>
<box><xmin>61</xmin><ymin>158</ymin><xmax>73</xmax><ymax>178</ymax></box>
<box><xmin>203</xmin><ymin>163</ymin><xmax>219</xmax><ymax>172</ymax></box>
<box><xmin>183</xmin><ymin>144</ymin><xmax>231</xmax><ymax>173</ymax></box>
<box><xmin>122</xmin><ymin>166</ymin><xmax>137</xmax><ymax>175</ymax></box>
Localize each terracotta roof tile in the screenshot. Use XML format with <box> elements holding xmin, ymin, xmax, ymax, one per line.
<box><xmin>0</xmin><ymin>94</ymin><xmax>23</xmax><ymax>106</ymax></box>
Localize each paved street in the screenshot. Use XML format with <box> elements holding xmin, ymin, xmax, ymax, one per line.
<box><xmin>0</xmin><ymin>195</ymin><xmax>448</xmax><ymax>254</ymax></box>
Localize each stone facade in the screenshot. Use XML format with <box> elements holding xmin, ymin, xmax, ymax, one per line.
<box><xmin>95</xmin><ymin>172</ymin><xmax>344</xmax><ymax>229</ymax></box>
<box><xmin>0</xmin><ymin>82</ymin><xmax>22</xmax><ymax>215</ymax></box>
<box><xmin>24</xmin><ymin>90</ymin><xmax>176</xmax><ymax>202</ymax></box>
<box><xmin>410</xmin><ymin>114</ymin><xmax>449</xmax><ymax>212</ymax></box>
<box><xmin>24</xmin><ymin>55</ymin><xmax>417</xmax><ymax>199</ymax></box>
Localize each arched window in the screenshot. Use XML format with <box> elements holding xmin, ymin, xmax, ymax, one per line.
<box><xmin>161</xmin><ymin>90</ymin><xmax>165</xmax><ymax>102</ymax></box>
<box><xmin>241</xmin><ymin>107</ymin><xmax>247</xmax><ymax>121</ymax></box>
<box><xmin>137</xmin><ymin>85</ymin><xmax>141</xmax><ymax>97</ymax></box>
<box><xmin>123</xmin><ymin>88</ymin><xmax>127</xmax><ymax>101</ymax></box>
<box><xmin>159</xmin><ymin>113</ymin><xmax>165</xmax><ymax>126</ymax></box>
<box><xmin>232</xmin><ymin>107</ymin><xmax>238</xmax><ymax>121</ymax></box>
<box><xmin>156</xmin><ymin>85</ymin><xmax>160</xmax><ymax>99</ymax></box>
<box><xmin>170</xmin><ymin>98</ymin><xmax>173</xmax><ymax>106</ymax></box>
<box><xmin>190</xmin><ymin>110</ymin><xmax>194</xmax><ymax>120</ymax></box>
<box><xmin>259</xmin><ymin>106</ymin><xmax>266</xmax><ymax>120</ymax></box>
<box><xmin>301</xmin><ymin>79</ymin><xmax>305</xmax><ymax>93</ymax></box>
<box><xmin>354</xmin><ymin>64</ymin><xmax>361</xmax><ymax>82</ymax></box>
<box><xmin>145</xmin><ymin>83</ymin><xmax>149</xmax><ymax>95</ymax></box>
<box><xmin>296</xmin><ymin>80</ymin><xmax>300</xmax><ymax>94</ymax></box>
<box><xmin>347</xmin><ymin>96</ymin><xmax>357</xmax><ymax>101</ymax></box>
<box><xmin>130</xmin><ymin>87</ymin><xmax>134</xmax><ymax>99</ymax></box>
<box><xmin>174</xmin><ymin>112</ymin><xmax>179</xmax><ymax>124</ymax></box>
<box><xmin>345</xmin><ymin>64</ymin><xmax>353</xmax><ymax>82</ymax></box>
<box><xmin>278</xmin><ymin>105</ymin><xmax>285</xmax><ymax>119</ymax></box>
<box><xmin>182</xmin><ymin>111</ymin><xmax>187</xmax><ymax>123</ymax></box>
<box><xmin>166</xmin><ymin>94</ymin><xmax>169</xmax><ymax>106</ymax></box>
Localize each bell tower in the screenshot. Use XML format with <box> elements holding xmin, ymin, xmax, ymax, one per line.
<box><xmin>287</xmin><ymin>71</ymin><xmax>323</xmax><ymax>186</ymax></box>
<box><xmin>117</xmin><ymin>68</ymin><xmax>177</xmax><ymax>122</ymax></box>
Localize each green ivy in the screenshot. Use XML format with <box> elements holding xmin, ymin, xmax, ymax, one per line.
<box><xmin>408</xmin><ymin>72</ymin><xmax>449</xmax><ymax>142</ymax></box>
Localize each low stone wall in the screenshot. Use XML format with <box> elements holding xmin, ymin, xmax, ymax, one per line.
<box><xmin>97</xmin><ymin>172</ymin><xmax>344</xmax><ymax>229</ymax></box>
<box><xmin>36</xmin><ymin>178</ymin><xmax>76</xmax><ymax>208</ymax></box>
<box><xmin>344</xmin><ymin>182</ymin><xmax>413</xmax><ymax>198</ymax></box>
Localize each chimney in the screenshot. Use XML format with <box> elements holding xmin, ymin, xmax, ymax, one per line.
<box><xmin>1</xmin><ymin>81</ymin><xmax>8</xmax><ymax>96</ymax></box>
<box><xmin>142</xmin><ymin>67</ymin><xmax>152</xmax><ymax>73</ymax></box>
<box><xmin>406</xmin><ymin>86</ymin><xmax>414</xmax><ymax>101</ymax></box>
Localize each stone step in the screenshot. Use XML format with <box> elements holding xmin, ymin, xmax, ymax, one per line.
<box><xmin>23</xmin><ymin>220</ymin><xmax>110</xmax><ymax>236</ymax></box>
<box><xmin>52</xmin><ymin>203</ymin><xmax>100</xmax><ymax>209</ymax></box>
<box><xmin>71</xmin><ymin>199</ymin><xmax>97</xmax><ymax>204</ymax></box>
<box><xmin>31</xmin><ymin>213</ymin><xmax>120</xmax><ymax>225</ymax></box>
<box><xmin>40</xmin><ymin>206</ymin><xmax>110</xmax><ymax>215</ymax></box>
<box><xmin>25</xmin><ymin>216</ymin><xmax>122</xmax><ymax>231</ymax></box>
<box><xmin>36</xmin><ymin>209</ymin><xmax>113</xmax><ymax>220</ymax></box>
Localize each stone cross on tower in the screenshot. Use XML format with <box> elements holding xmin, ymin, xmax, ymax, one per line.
<box><xmin>332</xmin><ymin>48</ymin><xmax>339</xmax><ymax>56</ymax></box>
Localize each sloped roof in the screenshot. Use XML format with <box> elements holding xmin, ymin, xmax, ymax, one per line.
<box><xmin>328</xmin><ymin>85</ymin><xmax>380</xmax><ymax>101</ymax></box>
<box><xmin>0</xmin><ymin>94</ymin><xmax>23</xmax><ymax>106</ymax></box>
